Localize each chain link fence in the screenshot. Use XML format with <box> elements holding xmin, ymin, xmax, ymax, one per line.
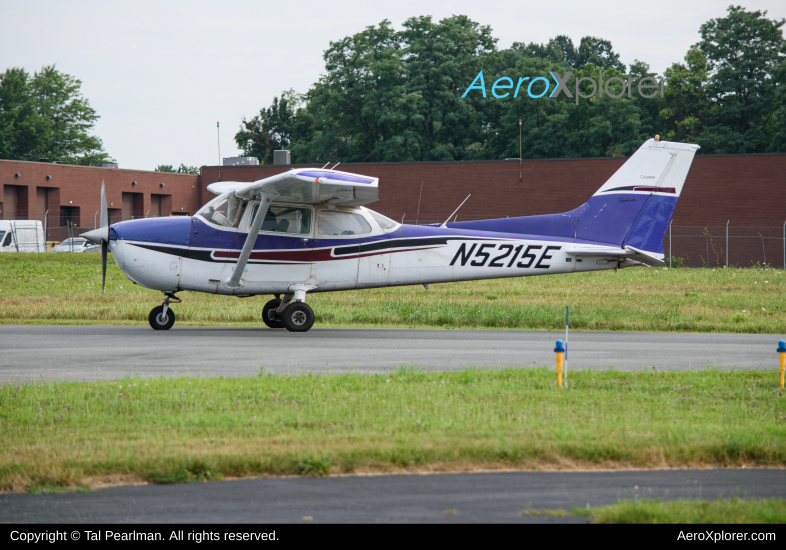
<box><xmin>2</xmin><ymin>212</ymin><xmax>176</xmax><ymax>250</ymax></box>
<box><xmin>665</xmin><ymin>224</ymin><xmax>786</xmax><ymax>268</ymax></box>
<box><xmin>397</xmin><ymin>217</ymin><xmax>786</xmax><ymax>269</ymax></box>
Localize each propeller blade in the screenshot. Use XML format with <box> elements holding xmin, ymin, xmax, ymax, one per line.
<box><xmin>101</xmin><ymin>240</ymin><xmax>107</xmax><ymax>292</ymax></box>
<box><xmin>100</xmin><ymin>181</ymin><xmax>108</xmax><ymax>228</ymax></box>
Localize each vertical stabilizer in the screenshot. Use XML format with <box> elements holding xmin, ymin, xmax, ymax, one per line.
<box><xmin>448</xmin><ymin>139</ymin><xmax>699</xmax><ymax>255</ymax></box>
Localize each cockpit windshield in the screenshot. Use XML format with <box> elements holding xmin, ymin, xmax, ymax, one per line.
<box><xmin>197</xmin><ymin>194</ymin><xmax>248</xmax><ymax>228</ymax></box>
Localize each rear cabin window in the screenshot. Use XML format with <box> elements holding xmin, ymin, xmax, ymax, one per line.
<box><xmin>368</xmin><ymin>210</ymin><xmax>398</xmax><ymax>231</ymax></box>
<box><xmin>318</xmin><ymin>211</ymin><xmax>372</xmax><ymax>236</ymax></box>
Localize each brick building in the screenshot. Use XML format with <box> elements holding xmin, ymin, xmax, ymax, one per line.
<box><xmin>200</xmin><ymin>154</ymin><xmax>786</xmax><ymax>226</ymax></box>
<box><xmin>200</xmin><ymin>153</ymin><xmax>786</xmax><ymax>267</ymax></box>
<box><xmin>0</xmin><ymin>160</ymin><xmax>199</xmax><ymax>242</ymax></box>
<box><xmin>2</xmin><ymin>152</ymin><xmax>785</xmax><ymax>266</ymax></box>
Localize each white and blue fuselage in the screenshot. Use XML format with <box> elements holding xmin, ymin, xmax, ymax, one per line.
<box><xmin>109</xmin><ymin>208</ymin><xmax>611</xmax><ymax>296</ymax></box>
<box><xmin>90</xmin><ymin>138</ymin><xmax>699</xmax><ymax>331</ymax></box>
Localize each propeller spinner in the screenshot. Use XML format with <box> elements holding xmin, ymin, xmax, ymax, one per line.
<box><xmin>80</xmin><ymin>181</ymin><xmax>109</xmax><ymax>291</ymax></box>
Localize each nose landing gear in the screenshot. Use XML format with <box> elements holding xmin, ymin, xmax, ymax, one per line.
<box><xmin>149</xmin><ymin>293</ymin><xmax>180</xmax><ymax>330</ymax></box>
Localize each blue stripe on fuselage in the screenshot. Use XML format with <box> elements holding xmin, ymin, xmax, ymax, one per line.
<box><xmin>447</xmin><ymin>193</ymin><xmax>676</xmax><ymax>250</ymax></box>
<box><xmin>111</xmin><ymin>211</ymin><xmax>637</xmax><ymax>253</ymax></box>
<box><xmin>111</xmin><ymin>216</ymin><xmax>192</xmax><ymax>245</ymax></box>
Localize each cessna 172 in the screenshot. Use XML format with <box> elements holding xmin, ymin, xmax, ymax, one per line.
<box><xmin>82</xmin><ymin>138</ymin><xmax>698</xmax><ymax>332</ymax></box>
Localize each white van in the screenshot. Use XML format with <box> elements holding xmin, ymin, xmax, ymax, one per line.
<box><xmin>0</xmin><ymin>220</ymin><xmax>46</xmax><ymax>252</ymax></box>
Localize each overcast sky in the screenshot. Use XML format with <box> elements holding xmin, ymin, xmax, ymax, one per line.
<box><xmin>2</xmin><ymin>0</ymin><xmax>785</xmax><ymax>170</ymax></box>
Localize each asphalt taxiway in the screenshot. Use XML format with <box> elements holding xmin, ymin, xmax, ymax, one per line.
<box><xmin>0</xmin><ymin>325</ymin><xmax>779</xmax><ymax>382</ymax></box>
<box><xmin>2</xmin><ymin>469</ymin><xmax>784</xmax><ymax>523</ymax></box>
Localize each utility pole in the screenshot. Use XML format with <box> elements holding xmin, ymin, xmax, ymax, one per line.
<box><xmin>217</xmin><ymin>121</ymin><xmax>221</xmax><ymax>181</ymax></box>
<box><xmin>519</xmin><ymin>119</ymin><xmax>522</xmax><ymax>182</ymax></box>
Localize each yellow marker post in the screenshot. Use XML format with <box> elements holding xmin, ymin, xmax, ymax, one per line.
<box><xmin>555</xmin><ymin>339</ymin><xmax>565</xmax><ymax>388</ymax></box>
<box><xmin>778</xmin><ymin>340</ymin><xmax>785</xmax><ymax>390</ymax></box>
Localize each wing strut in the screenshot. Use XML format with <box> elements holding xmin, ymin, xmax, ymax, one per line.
<box><xmin>224</xmin><ymin>193</ymin><xmax>271</xmax><ymax>289</ymax></box>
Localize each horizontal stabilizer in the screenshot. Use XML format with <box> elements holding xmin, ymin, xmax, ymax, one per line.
<box><xmin>566</xmin><ymin>245</ymin><xmax>664</xmax><ymax>267</ymax></box>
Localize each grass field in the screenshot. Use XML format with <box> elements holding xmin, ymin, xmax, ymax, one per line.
<box><xmin>2</xmin><ymin>367</ymin><xmax>785</xmax><ymax>492</ymax></box>
<box><xmin>0</xmin><ymin>253</ymin><xmax>784</xmax><ymax>333</ymax></box>
<box><xmin>580</xmin><ymin>498</ymin><xmax>786</xmax><ymax>524</ymax></box>
<box><xmin>526</xmin><ymin>498</ymin><xmax>786</xmax><ymax>523</ymax></box>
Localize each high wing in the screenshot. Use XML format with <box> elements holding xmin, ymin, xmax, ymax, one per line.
<box><xmin>206</xmin><ymin>168</ymin><xmax>379</xmax><ymax>206</ymax></box>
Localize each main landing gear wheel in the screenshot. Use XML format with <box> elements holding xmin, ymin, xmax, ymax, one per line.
<box><xmin>149</xmin><ymin>305</ymin><xmax>176</xmax><ymax>330</ymax></box>
<box><xmin>262</xmin><ymin>298</ymin><xmax>285</xmax><ymax>329</ymax></box>
<box><xmin>282</xmin><ymin>302</ymin><xmax>314</xmax><ymax>332</ymax></box>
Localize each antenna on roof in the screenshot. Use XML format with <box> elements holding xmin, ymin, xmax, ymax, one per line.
<box><xmin>217</xmin><ymin>121</ymin><xmax>221</xmax><ymax>181</ymax></box>
<box><xmin>440</xmin><ymin>194</ymin><xmax>471</xmax><ymax>228</ymax></box>
<box><xmin>331</xmin><ymin>162</ymin><xmax>341</xmax><ymax>170</ymax></box>
<box><xmin>321</xmin><ymin>162</ymin><xmax>331</xmax><ymax>169</ymax></box>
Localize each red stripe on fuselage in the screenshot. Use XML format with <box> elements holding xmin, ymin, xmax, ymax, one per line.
<box><xmin>211</xmin><ymin>245</ymin><xmax>442</xmax><ymax>263</ymax></box>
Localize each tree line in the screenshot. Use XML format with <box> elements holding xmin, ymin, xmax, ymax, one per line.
<box><xmin>235</xmin><ymin>5</ymin><xmax>786</xmax><ymax>164</ymax></box>
<box><xmin>1</xmin><ymin>6</ymin><xmax>783</xmax><ymax>167</ymax></box>
<box><xmin>0</xmin><ymin>65</ymin><xmax>113</xmax><ymax>165</ymax></box>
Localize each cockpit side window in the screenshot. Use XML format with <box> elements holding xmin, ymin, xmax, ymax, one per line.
<box><xmin>246</xmin><ymin>204</ymin><xmax>312</xmax><ymax>235</ymax></box>
<box><xmin>317</xmin><ymin>210</ymin><xmax>372</xmax><ymax>236</ymax></box>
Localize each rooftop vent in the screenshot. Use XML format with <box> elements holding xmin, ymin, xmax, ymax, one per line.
<box><xmin>222</xmin><ymin>156</ymin><xmax>259</xmax><ymax>166</ymax></box>
<box><xmin>273</xmin><ymin>150</ymin><xmax>291</xmax><ymax>165</ymax></box>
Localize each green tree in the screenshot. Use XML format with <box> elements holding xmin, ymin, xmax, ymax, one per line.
<box><xmin>235</xmin><ymin>90</ymin><xmax>301</xmax><ymax>164</ymax></box>
<box><xmin>660</xmin><ymin>46</ymin><xmax>716</xmax><ymax>144</ymax></box>
<box><xmin>284</xmin><ymin>16</ymin><xmax>497</xmax><ymax>163</ymax></box>
<box><xmin>769</xmin><ymin>57</ymin><xmax>786</xmax><ymax>151</ymax></box>
<box><xmin>400</xmin><ymin>15</ymin><xmax>498</xmax><ymax>160</ymax></box>
<box><xmin>301</xmin><ymin>20</ymin><xmax>425</xmax><ymax>163</ymax></box>
<box><xmin>576</xmin><ymin>36</ymin><xmax>626</xmax><ymax>72</ymax></box>
<box><xmin>504</xmin><ymin>35</ymin><xmax>624</xmax><ymax>71</ymax></box>
<box><xmin>155</xmin><ymin>165</ymin><xmax>175</xmax><ymax>172</ymax></box>
<box><xmin>0</xmin><ymin>65</ymin><xmax>112</xmax><ymax>164</ymax></box>
<box><xmin>628</xmin><ymin>60</ymin><xmax>666</xmax><ymax>143</ymax></box>
<box><xmin>239</xmin><ymin>10</ymin><xmax>786</xmax><ymax>163</ymax></box>
<box><xmin>698</xmin><ymin>5</ymin><xmax>785</xmax><ymax>153</ymax></box>
<box><xmin>0</xmin><ymin>68</ymin><xmax>47</xmax><ymax>160</ymax></box>
<box><xmin>177</xmin><ymin>164</ymin><xmax>199</xmax><ymax>174</ymax></box>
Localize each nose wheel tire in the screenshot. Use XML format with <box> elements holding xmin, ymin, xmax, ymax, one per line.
<box><xmin>149</xmin><ymin>305</ymin><xmax>176</xmax><ymax>330</ymax></box>
<box><xmin>282</xmin><ymin>302</ymin><xmax>314</xmax><ymax>332</ymax></box>
<box><xmin>262</xmin><ymin>298</ymin><xmax>285</xmax><ymax>329</ymax></box>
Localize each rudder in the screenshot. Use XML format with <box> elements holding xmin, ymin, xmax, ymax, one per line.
<box><xmin>447</xmin><ymin>138</ymin><xmax>699</xmax><ymax>255</ymax></box>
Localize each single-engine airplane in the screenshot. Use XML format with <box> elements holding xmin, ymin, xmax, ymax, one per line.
<box><xmin>82</xmin><ymin>137</ymin><xmax>698</xmax><ymax>332</ymax></box>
